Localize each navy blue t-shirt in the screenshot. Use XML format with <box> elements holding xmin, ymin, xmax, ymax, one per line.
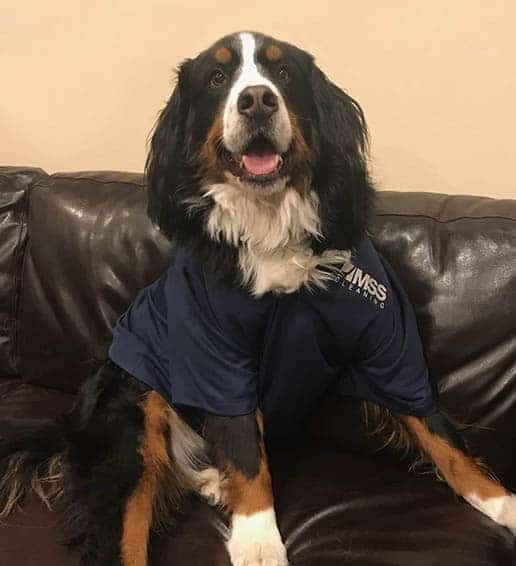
<box><xmin>109</xmin><ymin>239</ymin><xmax>436</xmax><ymax>435</ymax></box>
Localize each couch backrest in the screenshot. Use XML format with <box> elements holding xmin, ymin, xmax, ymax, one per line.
<box><xmin>15</xmin><ymin>170</ymin><xmax>172</xmax><ymax>391</ymax></box>
<box><xmin>370</xmin><ymin>193</ymin><xmax>516</xmax><ymax>480</ymax></box>
<box><xmin>1</xmin><ymin>168</ymin><xmax>515</xmax><ymax>478</ymax></box>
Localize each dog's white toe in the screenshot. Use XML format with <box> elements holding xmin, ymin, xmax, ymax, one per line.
<box><xmin>499</xmin><ymin>494</ymin><xmax>516</xmax><ymax>534</ymax></box>
<box><xmin>229</xmin><ymin>541</ymin><xmax>288</xmax><ymax>566</ymax></box>
<box><xmin>466</xmin><ymin>492</ymin><xmax>516</xmax><ymax>535</ymax></box>
<box><xmin>228</xmin><ymin>540</ymin><xmax>288</xmax><ymax>566</ymax></box>
<box><xmin>227</xmin><ymin>509</ymin><xmax>288</xmax><ymax>566</ymax></box>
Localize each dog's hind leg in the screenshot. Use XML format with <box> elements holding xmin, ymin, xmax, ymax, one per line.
<box><xmin>401</xmin><ymin>413</ymin><xmax>516</xmax><ymax>534</ymax></box>
<box><xmin>61</xmin><ymin>362</ymin><xmax>187</xmax><ymax>566</ymax></box>
<box><xmin>120</xmin><ymin>391</ymin><xmax>179</xmax><ymax>566</ymax></box>
<box><xmin>362</xmin><ymin>403</ymin><xmax>516</xmax><ymax>534</ymax></box>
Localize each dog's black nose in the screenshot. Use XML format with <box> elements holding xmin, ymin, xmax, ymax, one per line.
<box><xmin>237</xmin><ymin>85</ymin><xmax>278</xmax><ymax>121</ymax></box>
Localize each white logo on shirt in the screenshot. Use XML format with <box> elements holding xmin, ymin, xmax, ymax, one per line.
<box><xmin>333</xmin><ymin>265</ymin><xmax>388</xmax><ymax>309</ymax></box>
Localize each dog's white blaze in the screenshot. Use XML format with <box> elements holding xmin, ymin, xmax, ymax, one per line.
<box><xmin>223</xmin><ymin>32</ymin><xmax>292</xmax><ymax>154</ymax></box>
<box><xmin>238</xmin><ymin>33</ymin><xmax>279</xmax><ymax>95</ymax></box>
<box><xmin>226</xmin><ymin>507</ymin><xmax>288</xmax><ymax>566</ymax></box>
<box><xmin>465</xmin><ymin>493</ymin><xmax>516</xmax><ymax>533</ymax></box>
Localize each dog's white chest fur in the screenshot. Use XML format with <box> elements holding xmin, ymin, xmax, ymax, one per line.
<box><xmin>203</xmin><ymin>183</ymin><xmax>351</xmax><ymax>296</ymax></box>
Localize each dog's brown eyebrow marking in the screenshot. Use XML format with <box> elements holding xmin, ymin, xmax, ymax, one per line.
<box><xmin>215</xmin><ymin>47</ymin><xmax>232</xmax><ymax>63</ymax></box>
<box><xmin>266</xmin><ymin>45</ymin><xmax>282</xmax><ymax>62</ymax></box>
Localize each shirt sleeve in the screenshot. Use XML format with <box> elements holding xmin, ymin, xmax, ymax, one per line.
<box><xmin>165</xmin><ymin>251</ymin><xmax>269</xmax><ymax>416</ymax></box>
<box><xmin>339</xmin><ymin>256</ymin><xmax>437</xmax><ymax>417</ymax></box>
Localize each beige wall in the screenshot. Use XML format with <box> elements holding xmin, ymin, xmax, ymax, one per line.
<box><xmin>2</xmin><ymin>1</ymin><xmax>515</xmax><ymax>198</ymax></box>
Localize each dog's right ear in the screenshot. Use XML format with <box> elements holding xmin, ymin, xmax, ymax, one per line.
<box><xmin>146</xmin><ymin>59</ymin><xmax>195</xmax><ymax>240</ymax></box>
<box><xmin>310</xmin><ymin>65</ymin><xmax>374</xmax><ymax>253</ymax></box>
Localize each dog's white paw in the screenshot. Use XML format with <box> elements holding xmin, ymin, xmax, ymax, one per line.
<box><xmin>196</xmin><ymin>467</ymin><xmax>223</xmax><ymax>506</ymax></box>
<box><xmin>227</xmin><ymin>509</ymin><xmax>288</xmax><ymax>566</ymax></box>
<box><xmin>466</xmin><ymin>492</ymin><xmax>516</xmax><ymax>535</ymax></box>
<box><xmin>499</xmin><ymin>494</ymin><xmax>516</xmax><ymax>535</ymax></box>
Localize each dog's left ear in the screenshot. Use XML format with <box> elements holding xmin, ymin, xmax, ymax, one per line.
<box><xmin>146</xmin><ymin>59</ymin><xmax>196</xmax><ymax>240</ymax></box>
<box><xmin>310</xmin><ymin>65</ymin><xmax>374</xmax><ymax>252</ymax></box>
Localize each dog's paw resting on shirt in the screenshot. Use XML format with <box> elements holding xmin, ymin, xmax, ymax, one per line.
<box><xmin>226</xmin><ymin>509</ymin><xmax>288</xmax><ymax>566</ymax></box>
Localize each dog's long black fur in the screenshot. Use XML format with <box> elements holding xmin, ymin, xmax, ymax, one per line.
<box><xmin>59</xmin><ymin>362</ymin><xmax>148</xmax><ymax>564</ymax></box>
<box><xmin>0</xmin><ymin>362</ymin><xmax>153</xmax><ymax>565</ymax></box>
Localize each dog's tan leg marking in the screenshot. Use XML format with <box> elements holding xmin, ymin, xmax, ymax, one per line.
<box><xmin>403</xmin><ymin>416</ymin><xmax>516</xmax><ymax>533</ymax></box>
<box><xmin>121</xmin><ymin>392</ymin><xmax>170</xmax><ymax>566</ymax></box>
<box><xmin>224</xmin><ymin>412</ymin><xmax>288</xmax><ymax>566</ymax></box>
<box><xmin>225</xmin><ymin>456</ymin><xmax>274</xmax><ymax>514</ymax></box>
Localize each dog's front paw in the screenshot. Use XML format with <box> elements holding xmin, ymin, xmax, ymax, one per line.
<box><xmin>227</xmin><ymin>509</ymin><xmax>288</xmax><ymax>566</ymax></box>
<box><xmin>499</xmin><ymin>494</ymin><xmax>516</xmax><ymax>535</ymax></box>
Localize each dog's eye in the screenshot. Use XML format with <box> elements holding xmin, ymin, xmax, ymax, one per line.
<box><xmin>277</xmin><ymin>66</ymin><xmax>290</xmax><ymax>82</ymax></box>
<box><xmin>209</xmin><ymin>69</ymin><xmax>227</xmax><ymax>87</ymax></box>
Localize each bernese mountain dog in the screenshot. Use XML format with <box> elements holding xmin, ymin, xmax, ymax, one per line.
<box><xmin>1</xmin><ymin>31</ymin><xmax>515</xmax><ymax>566</ymax></box>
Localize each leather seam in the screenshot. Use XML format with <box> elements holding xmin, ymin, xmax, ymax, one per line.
<box><xmin>41</xmin><ymin>175</ymin><xmax>516</xmax><ymax>222</ymax></box>
<box><xmin>50</xmin><ymin>174</ymin><xmax>145</xmax><ymax>188</ymax></box>
<box><xmin>2</xmin><ymin>197</ymin><xmax>21</xmax><ymax>369</ymax></box>
<box><xmin>11</xmin><ymin>180</ymin><xmax>41</xmax><ymax>374</ymax></box>
<box><xmin>10</xmin><ymin>180</ymin><xmax>35</xmax><ymax>376</ymax></box>
<box><xmin>376</xmin><ymin>212</ymin><xmax>516</xmax><ymax>224</ymax></box>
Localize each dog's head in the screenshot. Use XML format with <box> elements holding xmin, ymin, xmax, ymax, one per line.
<box><xmin>146</xmin><ymin>31</ymin><xmax>373</xmax><ymax>259</ymax></box>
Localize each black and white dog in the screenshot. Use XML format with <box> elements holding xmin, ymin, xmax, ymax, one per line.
<box><xmin>1</xmin><ymin>31</ymin><xmax>515</xmax><ymax>566</ymax></box>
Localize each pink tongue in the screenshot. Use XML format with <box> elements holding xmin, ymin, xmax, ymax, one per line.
<box><xmin>242</xmin><ymin>153</ymin><xmax>280</xmax><ymax>176</ymax></box>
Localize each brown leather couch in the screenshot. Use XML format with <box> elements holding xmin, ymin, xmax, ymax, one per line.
<box><xmin>0</xmin><ymin>166</ymin><xmax>515</xmax><ymax>565</ymax></box>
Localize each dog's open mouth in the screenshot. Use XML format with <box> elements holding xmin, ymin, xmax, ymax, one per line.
<box><xmin>241</xmin><ymin>137</ymin><xmax>283</xmax><ymax>177</ymax></box>
<box><xmin>223</xmin><ymin>136</ymin><xmax>287</xmax><ymax>184</ymax></box>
